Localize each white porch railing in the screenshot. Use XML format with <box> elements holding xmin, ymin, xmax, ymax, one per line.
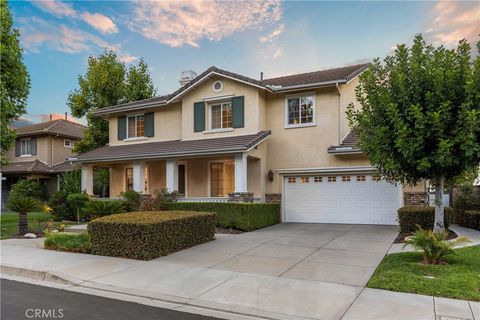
<box><xmin>177</xmin><ymin>197</ymin><xmax>229</xmax><ymax>203</ymax></box>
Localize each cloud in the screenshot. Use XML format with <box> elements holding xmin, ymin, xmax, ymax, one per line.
<box><xmin>272</xmin><ymin>46</ymin><xmax>283</xmax><ymax>60</ymax></box>
<box><xmin>118</xmin><ymin>54</ymin><xmax>138</xmax><ymax>63</ymax></box>
<box><xmin>259</xmin><ymin>24</ymin><xmax>284</xmax><ymax>43</ymax></box>
<box><xmin>81</xmin><ymin>12</ymin><xmax>118</xmax><ymax>34</ymax></box>
<box><xmin>33</xmin><ymin>0</ymin><xmax>118</xmax><ymax>35</ymax></box>
<box><xmin>129</xmin><ymin>0</ymin><xmax>282</xmax><ymax>47</ymax></box>
<box><xmin>39</xmin><ymin>113</ymin><xmax>82</xmax><ymax>123</ymax></box>
<box><xmin>20</xmin><ymin>17</ymin><xmax>114</xmax><ymax>54</ymax></box>
<box><xmin>426</xmin><ymin>1</ymin><xmax>479</xmax><ymax>46</ymax></box>
<box><xmin>34</xmin><ymin>0</ymin><xmax>76</xmax><ymax>17</ymax></box>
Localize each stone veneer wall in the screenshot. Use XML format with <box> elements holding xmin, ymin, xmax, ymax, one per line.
<box><xmin>265</xmin><ymin>193</ymin><xmax>281</xmax><ymax>203</ymax></box>
<box><xmin>404</xmin><ymin>192</ymin><xmax>429</xmax><ymax>206</ymax></box>
<box><xmin>228</xmin><ymin>192</ymin><xmax>254</xmax><ymax>203</ymax></box>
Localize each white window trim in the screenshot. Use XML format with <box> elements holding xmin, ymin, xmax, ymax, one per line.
<box><xmin>20</xmin><ymin>138</ymin><xmax>32</xmax><ymax>157</ymax></box>
<box><xmin>64</xmin><ymin>139</ymin><xmax>72</xmax><ymax>148</ymax></box>
<box><xmin>126</xmin><ymin>113</ymin><xmax>146</xmax><ymax>139</ymax></box>
<box><xmin>207</xmin><ymin>101</ymin><xmax>233</xmax><ymax>131</ymax></box>
<box><xmin>284</xmin><ymin>92</ymin><xmax>316</xmax><ymax>129</ymax></box>
<box><xmin>212</xmin><ymin>80</ymin><xmax>224</xmax><ymax>93</ymax></box>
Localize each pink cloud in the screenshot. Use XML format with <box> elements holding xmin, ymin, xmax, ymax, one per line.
<box><xmin>426</xmin><ymin>1</ymin><xmax>479</xmax><ymax>46</ymax></box>
<box><xmin>129</xmin><ymin>0</ymin><xmax>282</xmax><ymax>47</ymax></box>
<box><xmin>34</xmin><ymin>0</ymin><xmax>76</xmax><ymax>17</ymax></box>
<box><xmin>81</xmin><ymin>12</ymin><xmax>118</xmax><ymax>34</ymax></box>
<box><xmin>39</xmin><ymin>113</ymin><xmax>82</xmax><ymax>124</ymax></box>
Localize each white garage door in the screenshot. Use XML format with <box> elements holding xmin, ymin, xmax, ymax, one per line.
<box><xmin>284</xmin><ymin>174</ymin><xmax>401</xmax><ymax>225</ymax></box>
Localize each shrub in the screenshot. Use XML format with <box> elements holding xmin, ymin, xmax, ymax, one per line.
<box><xmin>145</xmin><ymin>188</ymin><xmax>179</xmax><ymax>211</ymax></box>
<box><xmin>67</xmin><ymin>192</ymin><xmax>90</xmax><ymax>222</ymax></box>
<box><xmin>10</xmin><ymin>179</ymin><xmax>48</xmax><ymax>201</ymax></box>
<box><xmin>404</xmin><ymin>226</ymin><xmax>470</xmax><ymax>264</ymax></box>
<box><xmin>83</xmin><ymin>200</ymin><xmax>125</xmax><ymax>220</ymax></box>
<box><xmin>398</xmin><ymin>206</ymin><xmax>453</xmax><ymax>233</ymax></box>
<box><xmin>44</xmin><ymin>233</ymin><xmax>91</xmax><ymax>253</ymax></box>
<box><xmin>120</xmin><ymin>190</ymin><xmax>141</xmax><ymax>212</ymax></box>
<box><xmin>59</xmin><ymin>169</ymin><xmax>81</xmax><ymax>195</ymax></box>
<box><xmin>48</xmin><ymin>191</ymin><xmax>75</xmax><ymax>221</ymax></box>
<box><xmin>88</xmin><ymin>211</ymin><xmax>215</xmax><ymax>260</ymax></box>
<box><xmin>163</xmin><ymin>202</ymin><xmax>280</xmax><ymax>231</ymax></box>
<box><xmin>462</xmin><ymin>210</ymin><xmax>480</xmax><ymax>231</ymax></box>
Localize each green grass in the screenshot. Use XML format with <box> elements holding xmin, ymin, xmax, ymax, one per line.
<box><xmin>368</xmin><ymin>246</ymin><xmax>480</xmax><ymax>301</ymax></box>
<box><xmin>44</xmin><ymin>232</ymin><xmax>91</xmax><ymax>253</ymax></box>
<box><xmin>1</xmin><ymin>211</ymin><xmax>76</xmax><ymax>239</ymax></box>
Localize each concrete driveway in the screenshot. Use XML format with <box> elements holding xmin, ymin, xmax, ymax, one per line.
<box><xmin>156</xmin><ymin>223</ymin><xmax>399</xmax><ymax>287</ymax></box>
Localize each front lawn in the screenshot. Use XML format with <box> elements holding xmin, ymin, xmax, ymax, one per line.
<box><xmin>1</xmin><ymin>212</ymin><xmax>75</xmax><ymax>239</ymax></box>
<box><xmin>368</xmin><ymin>245</ymin><xmax>480</xmax><ymax>301</ymax></box>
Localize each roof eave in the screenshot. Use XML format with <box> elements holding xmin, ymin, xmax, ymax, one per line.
<box><xmin>327</xmin><ymin>148</ymin><xmax>363</xmax><ymax>155</ymax></box>
<box><xmin>266</xmin><ymin>79</ymin><xmax>347</xmax><ymax>93</ymax></box>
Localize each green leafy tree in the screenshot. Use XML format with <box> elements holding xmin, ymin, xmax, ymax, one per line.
<box><xmin>59</xmin><ymin>169</ymin><xmax>81</xmax><ymax>195</ymax></box>
<box><xmin>10</xmin><ymin>179</ymin><xmax>48</xmax><ymax>201</ymax></box>
<box><xmin>347</xmin><ymin>35</ymin><xmax>480</xmax><ymax>232</ymax></box>
<box><xmin>93</xmin><ymin>167</ymin><xmax>109</xmax><ymax>197</ymax></box>
<box><xmin>0</xmin><ymin>0</ymin><xmax>30</xmax><ymax>164</ymax></box>
<box><xmin>67</xmin><ymin>192</ymin><xmax>90</xmax><ymax>223</ymax></box>
<box><xmin>68</xmin><ymin>52</ymin><xmax>156</xmax><ymax>153</ymax></box>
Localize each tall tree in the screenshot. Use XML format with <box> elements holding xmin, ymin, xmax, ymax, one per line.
<box><xmin>347</xmin><ymin>35</ymin><xmax>480</xmax><ymax>232</ymax></box>
<box><xmin>0</xmin><ymin>0</ymin><xmax>30</xmax><ymax>164</ymax></box>
<box><xmin>68</xmin><ymin>51</ymin><xmax>156</xmax><ymax>153</ymax></box>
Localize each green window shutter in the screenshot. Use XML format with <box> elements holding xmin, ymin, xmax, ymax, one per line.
<box><xmin>118</xmin><ymin>116</ymin><xmax>126</xmax><ymax>140</ymax></box>
<box><xmin>144</xmin><ymin>112</ymin><xmax>154</xmax><ymax>137</ymax></box>
<box><xmin>193</xmin><ymin>102</ymin><xmax>205</xmax><ymax>132</ymax></box>
<box><xmin>232</xmin><ymin>96</ymin><xmax>245</xmax><ymax>128</ymax></box>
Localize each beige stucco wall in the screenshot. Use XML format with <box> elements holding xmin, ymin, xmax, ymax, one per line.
<box><xmin>6</xmin><ymin>136</ymin><xmax>49</xmax><ymax>164</ymax></box>
<box><xmin>108</xmin><ymin>102</ymin><xmax>182</xmax><ymax>147</ymax></box>
<box><xmin>51</xmin><ymin>136</ymin><xmax>77</xmax><ymax>165</ymax></box>
<box><xmin>181</xmin><ymin>76</ymin><xmax>263</xmax><ymax>140</ymax></box>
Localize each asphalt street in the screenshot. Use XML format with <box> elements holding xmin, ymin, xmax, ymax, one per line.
<box><xmin>1</xmin><ymin>279</ymin><xmax>224</xmax><ymax>320</ymax></box>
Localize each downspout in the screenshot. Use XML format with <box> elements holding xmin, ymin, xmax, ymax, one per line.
<box><xmin>336</xmin><ymin>83</ymin><xmax>341</xmax><ymax>144</ymax></box>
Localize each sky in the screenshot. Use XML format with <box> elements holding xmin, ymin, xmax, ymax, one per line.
<box><xmin>9</xmin><ymin>0</ymin><xmax>480</xmax><ymax>125</ymax></box>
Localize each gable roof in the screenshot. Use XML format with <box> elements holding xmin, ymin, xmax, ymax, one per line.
<box><xmin>15</xmin><ymin>119</ymin><xmax>86</xmax><ymax>139</ymax></box>
<box><xmin>94</xmin><ymin>64</ymin><xmax>370</xmax><ymax>116</ymax></box>
<box><xmin>75</xmin><ymin>131</ymin><xmax>271</xmax><ymax>163</ymax></box>
<box><xmin>1</xmin><ymin>159</ymin><xmax>78</xmax><ymax>174</ymax></box>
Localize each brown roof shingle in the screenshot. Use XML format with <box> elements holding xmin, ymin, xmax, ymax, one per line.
<box><xmin>1</xmin><ymin>159</ymin><xmax>78</xmax><ymax>174</ymax></box>
<box><xmin>327</xmin><ymin>131</ymin><xmax>361</xmax><ymax>153</ymax></box>
<box><xmin>76</xmin><ymin>131</ymin><xmax>271</xmax><ymax>162</ymax></box>
<box><xmin>15</xmin><ymin>119</ymin><xmax>86</xmax><ymax>139</ymax></box>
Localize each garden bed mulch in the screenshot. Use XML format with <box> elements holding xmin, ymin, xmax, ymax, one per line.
<box><xmin>394</xmin><ymin>229</ymin><xmax>457</xmax><ymax>243</ymax></box>
<box><xmin>215</xmin><ymin>227</ymin><xmax>243</xmax><ymax>234</ymax></box>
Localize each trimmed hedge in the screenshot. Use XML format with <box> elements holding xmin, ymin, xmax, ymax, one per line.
<box><xmin>398</xmin><ymin>206</ymin><xmax>453</xmax><ymax>233</ymax></box>
<box><xmin>88</xmin><ymin>211</ymin><xmax>215</xmax><ymax>260</ymax></box>
<box><xmin>461</xmin><ymin>210</ymin><xmax>480</xmax><ymax>231</ymax></box>
<box><xmin>163</xmin><ymin>202</ymin><xmax>280</xmax><ymax>231</ymax></box>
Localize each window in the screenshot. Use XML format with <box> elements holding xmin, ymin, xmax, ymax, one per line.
<box><xmin>211</xmin><ymin>102</ymin><xmax>232</xmax><ymax>129</ymax></box>
<box><xmin>286</xmin><ymin>93</ymin><xmax>315</xmax><ymax>127</ymax></box>
<box><xmin>64</xmin><ymin>139</ymin><xmax>72</xmax><ymax>148</ymax></box>
<box><xmin>20</xmin><ymin>138</ymin><xmax>31</xmax><ymax>156</ymax></box>
<box><xmin>127</xmin><ymin>115</ymin><xmax>145</xmax><ymax>138</ymax></box>
<box><xmin>301</xmin><ymin>177</ymin><xmax>309</xmax><ymax>183</ymax></box>
<box><xmin>212</xmin><ymin>80</ymin><xmax>224</xmax><ymax>93</ymax></box>
<box><xmin>356</xmin><ymin>175</ymin><xmax>366</xmax><ymax>182</ymax></box>
<box><xmin>328</xmin><ymin>176</ymin><xmax>336</xmax><ymax>182</ymax></box>
<box><xmin>288</xmin><ymin>177</ymin><xmax>296</xmax><ymax>183</ymax></box>
<box><xmin>342</xmin><ymin>176</ymin><xmax>351</xmax><ymax>182</ymax></box>
<box><xmin>372</xmin><ymin>175</ymin><xmax>381</xmax><ymax>182</ymax></box>
<box><xmin>126</xmin><ymin>168</ymin><xmax>133</xmax><ymax>191</ymax></box>
<box><xmin>314</xmin><ymin>176</ymin><xmax>322</xmax><ymax>182</ymax></box>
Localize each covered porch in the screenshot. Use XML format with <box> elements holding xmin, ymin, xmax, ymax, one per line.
<box><xmin>77</xmin><ymin>131</ymin><xmax>270</xmax><ymax>202</ymax></box>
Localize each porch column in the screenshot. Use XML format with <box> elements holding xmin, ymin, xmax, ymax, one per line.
<box><xmin>166</xmin><ymin>159</ymin><xmax>178</xmax><ymax>192</ymax></box>
<box><xmin>133</xmin><ymin>161</ymin><xmax>145</xmax><ymax>193</ymax></box>
<box><xmin>81</xmin><ymin>164</ymin><xmax>94</xmax><ymax>195</ymax></box>
<box><xmin>234</xmin><ymin>153</ymin><xmax>248</xmax><ymax>192</ymax></box>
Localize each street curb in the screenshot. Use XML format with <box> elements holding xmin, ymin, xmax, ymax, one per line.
<box><xmin>1</xmin><ymin>265</ymin><xmax>73</xmax><ymax>285</ymax></box>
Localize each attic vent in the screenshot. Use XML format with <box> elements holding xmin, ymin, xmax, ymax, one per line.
<box><xmin>179</xmin><ymin>70</ymin><xmax>197</xmax><ymax>86</ymax></box>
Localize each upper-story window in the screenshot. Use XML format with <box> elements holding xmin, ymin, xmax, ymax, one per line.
<box><xmin>64</xmin><ymin>139</ymin><xmax>72</xmax><ymax>148</ymax></box>
<box><xmin>127</xmin><ymin>114</ymin><xmax>144</xmax><ymax>138</ymax></box>
<box><xmin>285</xmin><ymin>93</ymin><xmax>315</xmax><ymax>128</ymax></box>
<box><xmin>210</xmin><ymin>102</ymin><xmax>232</xmax><ymax>130</ymax></box>
<box><xmin>20</xmin><ymin>138</ymin><xmax>32</xmax><ymax>156</ymax></box>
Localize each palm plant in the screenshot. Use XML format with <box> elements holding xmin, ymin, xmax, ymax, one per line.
<box><xmin>6</xmin><ymin>197</ymin><xmax>42</xmax><ymax>236</ymax></box>
<box><xmin>84</xmin><ymin>200</ymin><xmax>125</xmax><ymax>220</ymax></box>
<box><xmin>404</xmin><ymin>226</ymin><xmax>470</xmax><ymax>264</ymax></box>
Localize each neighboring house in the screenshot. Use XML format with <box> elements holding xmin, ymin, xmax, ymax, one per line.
<box><xmin>1</xmin><ymin>118</ymin><xmax>85</xmax><ymax>207</ymax></box>
<box><xmin>74</xmin><ymin>64</ymin><xmax>424</xmax><ymax>225</ymax></box>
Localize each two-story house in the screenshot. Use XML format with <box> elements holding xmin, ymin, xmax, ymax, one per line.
<box><xmin>74</xmin><ymin>65</ymin><xmax>424</xmax><ymax>225</ymax></box>
<box><xmin>1</xmin><ymin>117</ymin><xmax>85</xmax><ymax>206</ymax></box>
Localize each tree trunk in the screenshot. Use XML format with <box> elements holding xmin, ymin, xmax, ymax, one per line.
<box><xmin>433</xmin><ymin>176</ymin><xmax>445</xmax><ymax>232</ymax></box>
<box><xmin>77</xmin><ymin>207</ymin><xmax>80</xmax><ymax>224</ymax></box>
<box><xmin>18</xmin><ymin>212</ymin><xmax>28</xmax><ymax>236</ymax></box>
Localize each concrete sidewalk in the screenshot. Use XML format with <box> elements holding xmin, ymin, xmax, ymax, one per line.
<box><xmin>1</xmin><ymin>239</ymin><xmax>478</xmax><ymax>320</ymax></box>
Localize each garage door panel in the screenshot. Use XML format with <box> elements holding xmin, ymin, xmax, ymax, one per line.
<box><xmin>284</xmin><ymin>175</ymin><xmax>401</xmax><ymax>225</ymax></box>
